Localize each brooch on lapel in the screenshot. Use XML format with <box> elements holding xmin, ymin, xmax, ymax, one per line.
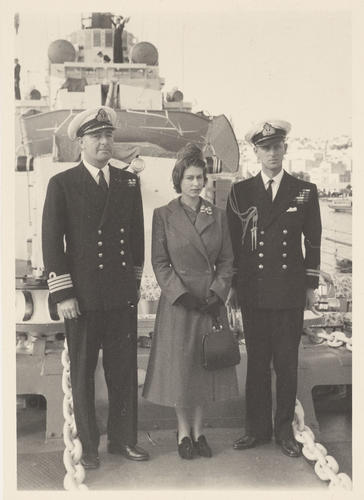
<box><xmin>128</xmin><ymin>178</ymin><xmax>137</xmax><ymax>187</ymax></box>
<box><xmin>292</xmin><ymin>188</ymin><xmax>311</xmax><ymax>205</ymax></box>
<box><xmin>200</xmin><ymin>204</ymin><xmax>213</xmax><ymax>215</ymax></box>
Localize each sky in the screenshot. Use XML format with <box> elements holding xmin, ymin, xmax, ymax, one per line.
<box><xmin>11</xmin><ymin>0</ymin><xmax>352</xmax><ymax>140</ymax></box>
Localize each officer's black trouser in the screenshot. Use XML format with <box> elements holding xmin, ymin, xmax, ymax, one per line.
<box><xmin>240</xmin><ymin>306</ymin><xmax>303</xmax><ymax>441</ymax></box>
<box><xmin>65</xmin><ymin>308</ymin><xmax>138</xmax><ymax>456</ymax></box>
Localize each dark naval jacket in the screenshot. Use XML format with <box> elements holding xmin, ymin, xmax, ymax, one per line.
<box><xmin>42</xmin><ymin>162</ymin><xmax>144</xmax><ymax>311</ymax></box>
<box><xmin>226</xmin><ymin>171</ymin><xmax>321</xmax><ymax>309</ymax></box>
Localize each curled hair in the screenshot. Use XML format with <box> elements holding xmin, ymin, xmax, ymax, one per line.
<box><xmin>172</xmin><ymin>143</ymin><xmax>207</xmax><ymax>193</ymax></box>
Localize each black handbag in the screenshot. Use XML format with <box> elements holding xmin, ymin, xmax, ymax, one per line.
<box><xmin>201</xmin><ymin>316</ymin><xmax>241</xmax><ymax>371</ymax></box>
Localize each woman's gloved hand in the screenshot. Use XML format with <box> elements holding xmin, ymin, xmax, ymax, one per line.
<box><xmin>199</xmin><ymin>291</ymin><xmax>222</xmax><ymax>317</ymax></box>
<box><xmin>176</xmin><ymin>292</ymin><xmax>203</xmax><ymax>310</ymax></box>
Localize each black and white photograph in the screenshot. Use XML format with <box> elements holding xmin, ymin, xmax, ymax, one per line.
<box><xmin>2</xmin><ymin>0</ymin><xmax>361</xmax><ymax>496</ymax></box>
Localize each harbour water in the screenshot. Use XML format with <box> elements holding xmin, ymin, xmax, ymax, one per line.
<box><xmin>320</xmin><ymin>200</ymin><xmax>352</xmax><ymax>274</ymax></box>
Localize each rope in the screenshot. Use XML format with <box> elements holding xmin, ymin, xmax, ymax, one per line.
<box><xmin>316</xmin><ymin>330</ymin><xmax>352</xmax><ymax>351</ymax></box>
<box><xmin>324</xmin><ymin>237</ymin><xmax>352</xmax><ymax>247</ymax></box>
<box><xmin>323</xmin><ymin>228</ymin><xmax>352</xmax><ymax>236</ymax></box>
<box><xmin>293</xmin><ymin>400</ymin><xmax>352</xmax><ymax>490</ymax></box>
<box><xmin>61</xmin><ymin>340</ymin><xmax>88</xmax><ymax>491</ymax></box>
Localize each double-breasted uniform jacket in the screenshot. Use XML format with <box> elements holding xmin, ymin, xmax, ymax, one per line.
<box><xmin>226</xmin><ymin>171</ymin><xmax>321</xmax><ymax>310</ymax></box>
<box><xmin>42</xmin><ymin>162</ymin><xmax>144</xmax><ymax>311</ymax></box>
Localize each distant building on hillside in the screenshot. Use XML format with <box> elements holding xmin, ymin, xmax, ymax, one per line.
<box><xmin>309</xmin><ymin>160</ymin><xmax>352</xmax><ymax>192</ymax></box>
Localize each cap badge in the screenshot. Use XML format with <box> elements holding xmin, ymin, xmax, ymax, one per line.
<box><xmin>262</xmin><ymin>123</ymin><xmax>275</xmax><ymax>136</ymax></box>
<box><xmin>96</xmin><ymin>108</ymin><xmax>109</xmax><ymax>123</ymax></box>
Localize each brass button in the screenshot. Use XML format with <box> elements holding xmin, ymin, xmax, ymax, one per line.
<box><xmin>258</xmin><ymin>264</ymin><xmax>264</xmax><ymax>270</ymax></box>
<box><xmin>120</xmin><ymin>250</ymin><xmax>125</xmax><ymax>255</ymax></box>
<box><xmin>120</xmin><ymin>239</ymin><xmax>124</xmax><ymax>244</ymax></box>
<box><xmin>98</xmin><ymin>253</ymin><xmax>103</xmax><ymax>258</ymax></box>
<box><xmin>120</xmin><ymin>228</ymin><xmax>125</xmax><ymax>233</ymax></box>
<box><xmin>282</xmin><ymin>241</ymin><xmax>287</xmax><ymax>246</ymax></box>
<box><xmin>283</xmin><ymin>229</ymin><xmax>288</xmax><ymax>234</ymax></box>
<box><xmin>282</xmin><ymin>253</ymin><xmax>287</xmax><ymax>258</ymax></box>
<box><xmin>98</xmin><ymin>241</ymin><xmax>103</xmax><ymax>247</ymax></box>
<box><xmin>259</xmin><ymin>241</ymin><xmax>264</xmax><ymax>247</ymax></box>
<box><xmin>282</xmin><ymin>264</ymin><xmax>288</xmax><ymax>270</ymax></box>
<box><xmin>259</xmin><ymin>253</ymin><xmax>264</xmax><ymax>258</ymax></box>
<box><xmin>98</xmin><ymin>264</ymin><xmax>104</xmax><ymax>270</ymax></box>
<box><xmin>122</xmin><ymin>261</ymin><xmax>126</xmax><ymax>267</ymax></box>
<box><xmin>98</xmin><ymin>229</ymin><xmax>102</xmax><ymax>235</ymax></box>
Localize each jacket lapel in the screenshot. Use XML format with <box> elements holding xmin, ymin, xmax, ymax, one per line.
<box><xmin>98</xmin><ymin>166</ymin><xmax>116</xmax><ymax>227</ymax></box>
<box><xmin>260</xmin><ymin>171</ymin><xmax>298</xmax><ymax>230</ymax></box>
<box><xmin>167</xmin><ymin>198</ymin><xmax>211</xmax><ymax>265</ymax></box>
<box><xmin>78</xmin><ymin>163</ymin><xmax>107</xmax><ymax>217</ymax></box>
<box><xmin>99</xmin><ymin>165</ymin><xmax>134</xmax><ymax>227</ymax></box>
<box><xmin>252</xmin><ymin>173</ymin><xmax>272</xmax><ymax>227</ymax></box>
<box><xmin>195</xmin><ymin>208</ymin><xmax>215</xmax><ymax>235</ymax></box>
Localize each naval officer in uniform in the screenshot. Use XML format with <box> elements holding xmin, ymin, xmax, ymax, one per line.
<box><xmin>42</xmin><ymin>106</ymin><xmax>149</xmax><ymax>468</ymax></box>
<box><xmin>227</xmin><ymin>120</ymin><xmax>321</xmax><ymax>457</ymax></box>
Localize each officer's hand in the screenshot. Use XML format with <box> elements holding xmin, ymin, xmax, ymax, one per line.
<box><xmin>58</xmin><ymin>298</ymin><xmax>81</xmax><ymax>320</ymax></box>
<box><xmin>305</xmin><ymin>288</ymin><xmax>318</xmax><ymax>312</ymax></box>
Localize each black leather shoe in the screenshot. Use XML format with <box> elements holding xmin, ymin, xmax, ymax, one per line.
<box><xmin>177</xmin><ymin>436</ymin><xmax>194</xmax><ymax>460</ymax></box>
<box><xmin>107</xmin><ymin>443</ymin><xmax>150</xmax><ymax>461</ymax></box>
<box><xmin>233</xmin><ymin>435</ymin><xmax>270</xmax><ymax>450</ymax></box>
<box><xmin>193</xmin><ymin>435</ymin><xmax>212</xmax><ymax>458</ymax></box>
<box><xmin>276</xmin><ymin>438</ymin><xmax>302</xmax><ymax>458</ymax></box>
<box><xmin>80</xmin><ymin>454</ymin><xmax>100</xmax><ymax>469</ymax></box>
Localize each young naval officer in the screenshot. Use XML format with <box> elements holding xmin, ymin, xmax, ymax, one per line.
<box><xmin>42</xmin><ymin>106</ymin><xmax>149</xmax><ymax>468</ymax></box>
<box><xmin>227</xmin><ymin>120</ymin><xmax>321</xmax><ymax>457</ymax></box>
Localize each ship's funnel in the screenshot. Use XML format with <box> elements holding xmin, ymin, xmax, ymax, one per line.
<box><xmin>131</xmin><ymin>42</ymin><xmax>158</xmax><ymax>66</ymax></box>
<box><xmin>48</xmin><ymin>40</ymin><xmax>76</xmax><ymax>64</ymax></box>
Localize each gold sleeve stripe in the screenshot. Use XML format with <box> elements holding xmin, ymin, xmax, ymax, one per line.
<box><xmin>48</xmin><ymin>273</ymin><xmax>73</xmax><ymax>291</ymax></box>
<box><xmin>49</xmin><ymin>282</ymin><xmax>74</xmax><ymax>292</ymax></box>
<box><xmin>306</xmin><ymin>269</ymin><xmax>320</xmax><ymax>276</ymax></box>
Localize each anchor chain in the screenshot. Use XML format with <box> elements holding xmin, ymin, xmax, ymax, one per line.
<box><xmin>293</xmin><ymin>399</ymin><xmax>352</xmax><ymax>490</ymax></box>
<box><xmin>61</xmin><ymin>341</ymin><xmax>88</xmax><ymax>491</ymax></box>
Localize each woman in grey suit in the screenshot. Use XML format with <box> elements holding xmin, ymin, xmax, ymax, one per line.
<box><xmin>143</xmin><ymin>144</ymin><xmax>238</xmax><ymax>459</ymax></box>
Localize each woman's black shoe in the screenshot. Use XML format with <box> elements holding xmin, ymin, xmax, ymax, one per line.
<box><xmin>177</xmin><ymin>434</ymin><xmax>194</xmax><ymax>460</ymax></box>
<box><xmin>193</xmin><ymin>435</ymin><xmax>212</xmax><ymax>458</ymax></box>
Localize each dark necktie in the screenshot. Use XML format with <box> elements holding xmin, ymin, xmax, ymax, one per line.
<box><xmin>266</xmin><ymin>179</ymin><xmax>273</xmax><ymax>202</ymax></box>
<box><xmin>98</xmin><ymin>170</ymin><xmax>108</xmax><ymax>192</ymax></box>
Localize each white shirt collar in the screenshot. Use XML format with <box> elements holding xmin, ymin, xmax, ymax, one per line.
<box><xmin>83</xmin><ymin>158</ymin><xmax>110</xmax><ymax>186</ymax></box>
<box><xmin>261</xmin><ymin>168</ymin><xmax>284</xmax><ymax>188</ymax></box>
